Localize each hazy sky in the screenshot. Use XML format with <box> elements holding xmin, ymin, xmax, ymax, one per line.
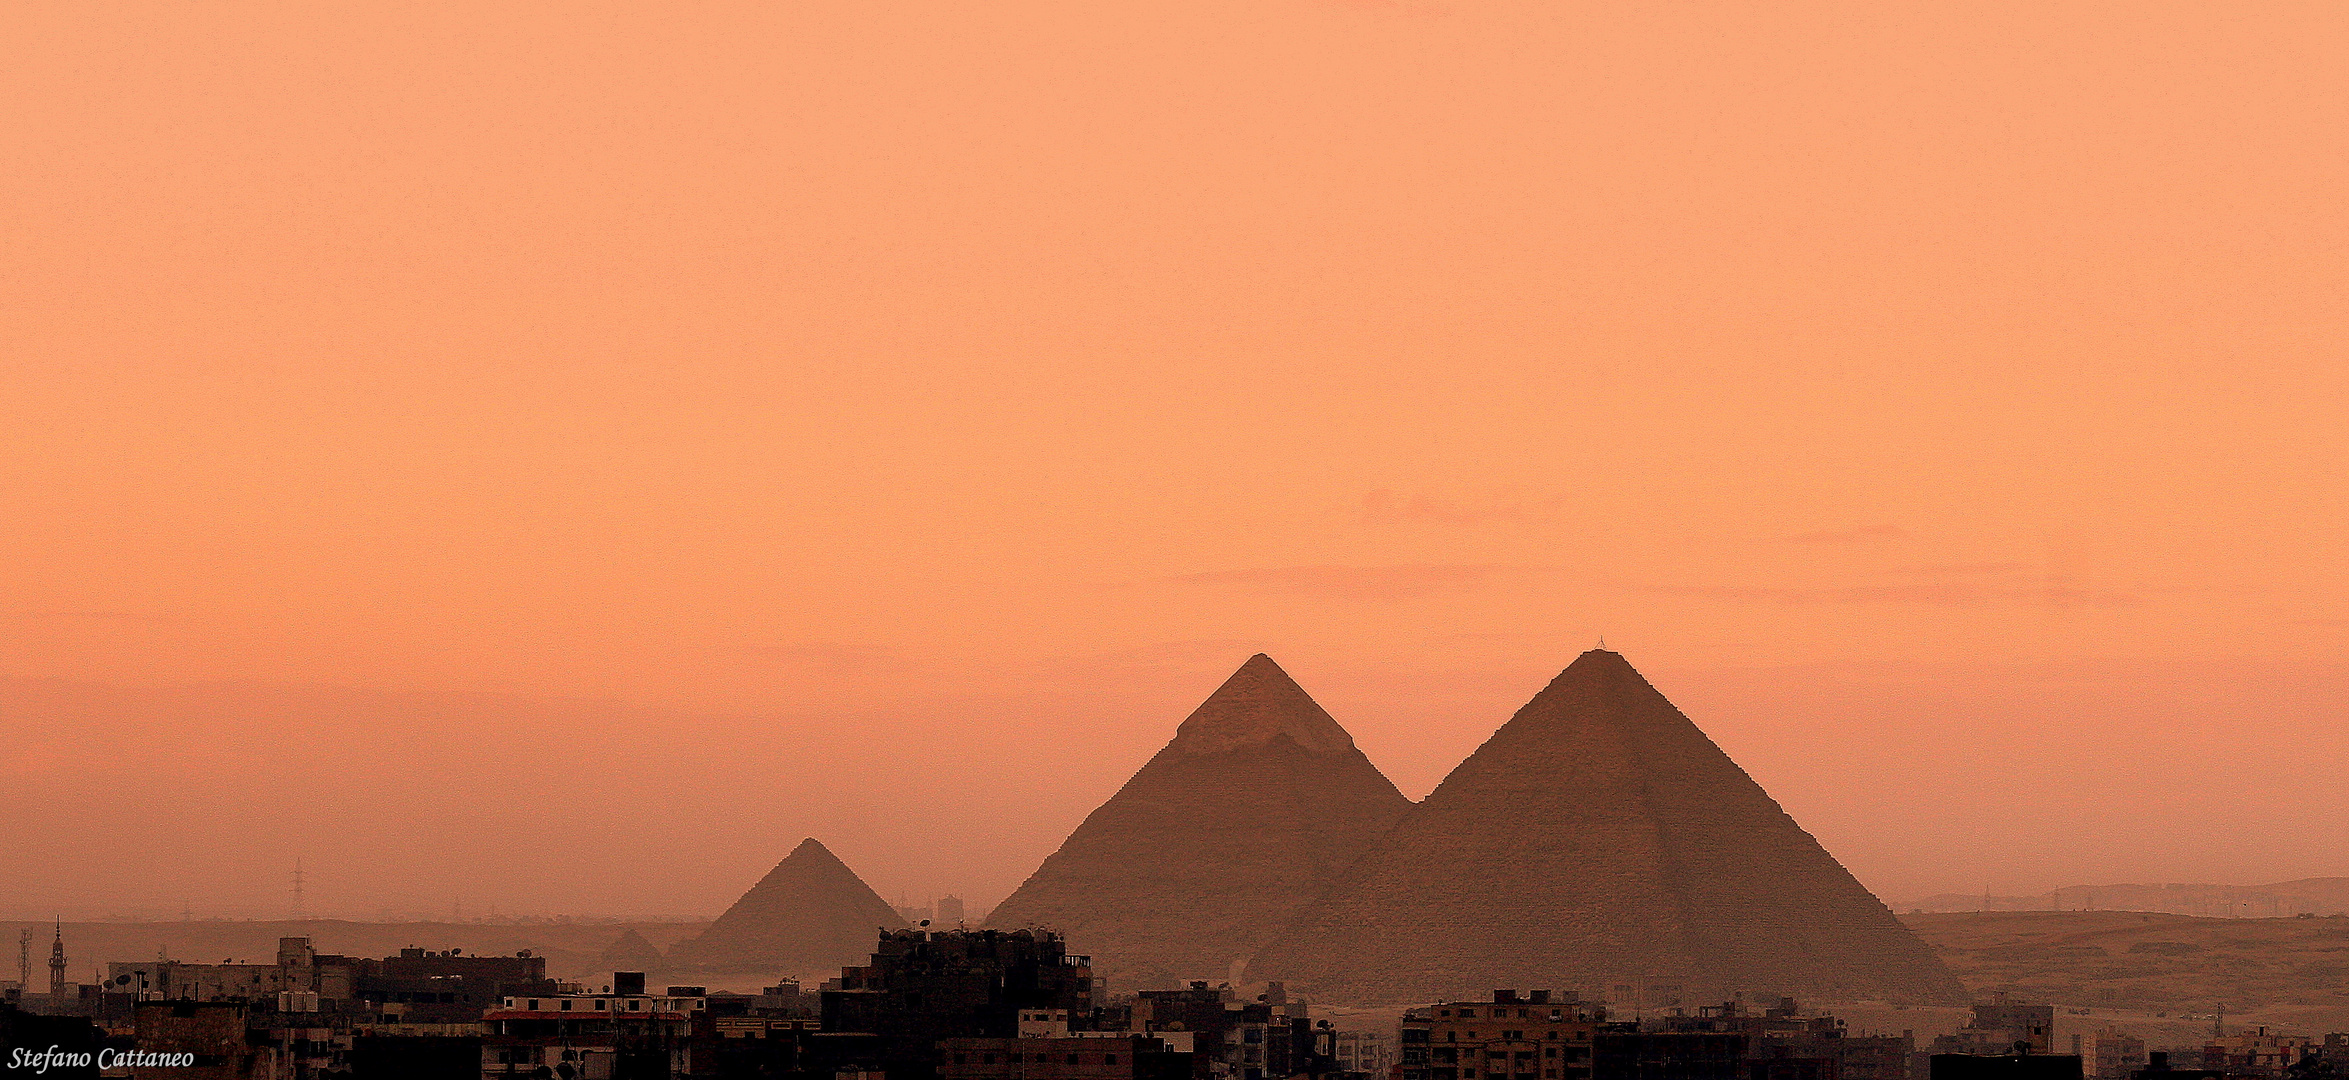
<box><xmin>5</xmin><ymin>1</ymin><xmax>2344</xmax><ymax>921</ymax></box>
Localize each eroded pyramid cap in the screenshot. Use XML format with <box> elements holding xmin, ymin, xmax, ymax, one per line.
<box><xmin>1163</xmin><ymin>654</ymin><xmax>1358</xmax><ymax>758</ymax></box>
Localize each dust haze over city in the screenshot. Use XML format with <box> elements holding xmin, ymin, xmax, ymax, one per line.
<box><xmin>4</xmin><ymin>2</ymin><xmax>2346</xmax><ymax>1079</ymax></box>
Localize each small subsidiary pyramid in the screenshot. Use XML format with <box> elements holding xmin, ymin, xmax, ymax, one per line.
<box><xmin>987</xmin><ymin>654</ymin><xmax>1412</xmax><ymax>986</ymax></box>
<box><xmin>668</xmin><ymin>838</ymin><xmax>905</xmax><ymax>976</ymax></box>
<box><xmin>599</xmin><ymin>929</ymin><xmax>666</xmax><ymax>970</ymax></box>
<box><xmin>1245</xmin><ymin>649</ymin><xmax>1967</xmax><ymax>1005</ymax></box>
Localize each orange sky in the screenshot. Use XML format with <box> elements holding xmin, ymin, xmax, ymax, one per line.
<box><xmin>4</xmin><ymin>0</ymin><xmax>2345</xmax><ymax>922</ymax></box>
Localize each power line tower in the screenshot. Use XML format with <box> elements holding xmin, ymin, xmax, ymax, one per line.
<box><xmin>16</xmin><ymin>928</ymin><xmax>29</xmax><ymax>993</ymax></box>
<box><xmin>290</xmin><ymin>857</ymin><xmax>307</xmax><ymax>921</ymax></box>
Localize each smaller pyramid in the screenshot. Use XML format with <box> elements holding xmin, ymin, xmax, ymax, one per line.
<box><xmin>668</xmin><ymin>838</ymin><xmax>905</xmax><ymax>976</ymax></box>
<box><xmin>600</xmin><ymin>929</ymin><xmax>666</xmax><ymax>970</ymax></box>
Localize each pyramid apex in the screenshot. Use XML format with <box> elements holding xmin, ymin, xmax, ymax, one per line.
<box><xmin>1164</xmin><ymin>654</ymin><xmax>1356</xmax><ymax>758</ymax></box>
<box><xmin>786</xmin><ymin>837</ymin><xmax>848</xmax><ymax>865</ymax></box>
<box><xmin>1564</xmin><ymin>645</ymin><xmax>1641</xmax><ymax>672</ymax></box>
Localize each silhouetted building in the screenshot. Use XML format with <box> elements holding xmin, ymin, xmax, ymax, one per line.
<box><xmin>1405</xmin><ymin>994</ymin><xmax>1908</xmax><ymax>1080</ymax></box>
<box><xmin>2199</xmin><ymin>1029</ymin><xmax>2326</xmax><ymax>1080</ymax></box>
<box><xmin>2284</xmin><ymin>1037</ymin><xmax>2349</xmax><ymax>1080</ymax></box>
<box><xmin>1128</xmin><ymin>981</ymin><xmax>1324</xmax><ymax>1080</ymax></box>
<box><xmin>358</xmin><ymin>946</ymin><xmax>553</xmax><ymax>1024</ymax></box>
<box><xmin>823</xmin><ymin>928</ymin><xmax>1096</xmax><ymax>1080</ymax></box>
<box><xmin>47</xmin><ymin>925</ymin><xmax>67</xmax><ymax>1000</ymax></box>
<box><xmin>136</xmin><ymin>1000</ymin><xmax>271</xmax><ymax>1080</ymax></box>
<box><xmin>1595</xmin><ymin>1029</ymin><xmax>1746</xmax><ymax>1080</ymax></box>
<box><xmin>0</xmin><ymin>1004</ymin><xmax>106</xmax><ymax>1080</ymax></box>
<box><xmin>1931</xmin><ymin>997</ymin><xmax>2055</xmax><ymax>1059</ymax></box>
<box><xmin>1929</xmin><ymin>1055</ymin><xmax>2081</xmax><ymax>1080</ymax></box>
<box><xmin>699</xmin><ymin>1025</ymin><xmax>890</xmax><ymax>1079</ymax></box>
<box><xmin>1402</xmin><ymin>990</ymin><xmax>1604</xmax><ymax>1080</ymax></box>
<box><xmin>1332</xmin><ymin>1029</ymin><xmax>1395</xmax><ymax>1079</ymax></box>
<box><xmin>2132</xmin><ymin>1051</ymin><xmax>2223</xmax><ymax>1080</ymax></box>
<box><xmin>479</xmin><ymin>971</ymin><xmax>705</xmax><ymax>1079</ymax></box>
<box><xmin>939</xmin><ymin>1034</ymin><xmax>1194</xmax><ymax>1080</ymax></box>
<box><xmin>938</xmin><ymin>897</ymin><xmax>970</xmax><ymax>927</ymax></box>
<box><xmin>351</xmin><ymin>1033</ymin><xmax>481</xmax><ymax>1080</ymax></box>
<box><xmin>2086</xmin><ymin>1033</ymin><xmax>2147</xmax><ymax>1080</ymax></box>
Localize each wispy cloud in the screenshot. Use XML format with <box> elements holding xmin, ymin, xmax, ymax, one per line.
<box><xmin>1360</xmin><ymin>489</ymin><xmax>1565</xmax><ymax>527</ymax></box>
<box><xmin>1892</xmin><ymin>562</ymin><xmax>2028</xmax><ymax>575</ymax></box>
<box><xmin>1168</xmin><ymin>564</ymin><xmax>1513</xmax><ymax>600</ymax></box>
<box><xmin>1652</xmin><ymin>583</ymin><xmax>2141</xmax><ymax>608</ymax></box>
<box><xmin>736</xmin><ymin>643</ymin><xmax>894</xmax><ymax>668</ymax></box>
<box><xmin>0</xmin><ymin>611</ymin><xmax>183</xmax><ymax>624</ymax></box>
<box><xmin>1785</xmin><ymin>525</ymin><xmax>1909</xmax><ymax>543</ymax></box>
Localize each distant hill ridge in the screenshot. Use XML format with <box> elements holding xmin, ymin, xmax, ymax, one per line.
<box><xmin>1901</xmin><ymin>878</ymin><xmax>2349</xmax><ymax>917</ymax></box>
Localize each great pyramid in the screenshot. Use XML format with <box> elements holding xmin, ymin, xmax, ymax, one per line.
<box><xmin>1245</xmin><ymin>648</ymin><xmax>1966</xmax><ymax>1005</ymax></box>
<box><xmin>987</xmin><ymin>654</ymin><xmax>1413</xmax><ymax>986</ymax></box>
<box><xmin>667</xmin><ymin>838</ymin><xmax>905</xmax><ymax>976</ymax></box>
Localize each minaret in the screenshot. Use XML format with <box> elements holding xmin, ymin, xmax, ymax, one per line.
<box><xmin>47</xmin><ymin>923</ymin><xmax>67</xmax><ymax>998</ymax></box>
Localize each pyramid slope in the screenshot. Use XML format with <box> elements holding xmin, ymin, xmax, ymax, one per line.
<box><xmin>1245</xmin><ymin>649</ymin><xmax>1966</xmax><ymax>1005</ymax></box>
<box><xmin>600</xmin><ymin>929</ymin><xmax>666</xmax><ymax>970</ymax></box>
<box><xmin>987</xmin><ymin>654</ymin><xmax>1412</xmax><ymax>985</ymax></box>
<box><xmin>669</xmin><ymin>838</ymin><xmax>904</xmax><ymax>976</ymax></box>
